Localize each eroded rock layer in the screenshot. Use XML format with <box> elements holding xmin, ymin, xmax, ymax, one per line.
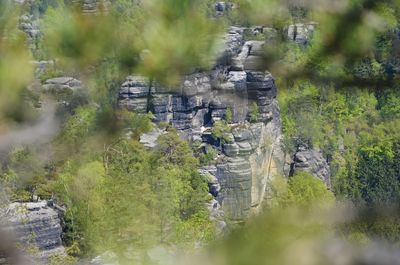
<box><xmin>120</xmin><ymin>27</ymin><xmax>286</xmax><ymax>221</ymax></box>
<box><xmin>1</xmin><ymin>201</ymin><xmax>65</xmax><ymax>264</ymax></box>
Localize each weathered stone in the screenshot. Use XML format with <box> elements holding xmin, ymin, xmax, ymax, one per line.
<box><xmin>187</xmin><ymin>95</ymin><xmax>204</xmax><ymax>109</ymax></box>
<box><xmin>118</xmin><ymin>26</ymin><xmax>287</xmax><ymax>222</ymax></box>
<box><xmin>232</xmin><ymin>127</ymin><xmax>253</xmax><ymax>142</ymax></box>
<box><xmin>292</xmin><ymin>148</ymin><xmax>331</xmax><ymax>187</ymax></box>
<box><xmin>210</xmin><ymin>97</ymin><xmax>228</xmax><ymax>110</ymax></box>
<box><xmin>119</xmin><ymin>97</ymin><xmax>148</xmax><ymax>113</ymax></box>
<box><xmin>171</xmin><ymin>96</ymin><xmax>192</xmax><ymax>112</ymax></box>
<box><xmin>192</xmin><ymin>108</ymin><xmax>209</xmax><ymax>128</ymax></box>
<box><xmin>81</xmin><ymin>0</ymin><xmax>111</xmax><ymax>14</ymax></box>
<box><xmin>42</xmin><ymin>77</ymin><xmax>82</xmax><ymax>92</ymax></box>
<box><xmin>151</xmin><ymin>94</ymin><xmax>172</xmax><ymax>113</ymax></box>
<box><xmin>153</xmin><ymin>112</ymin><xmax>173</xmax><ymax>123</ymax></box>
<box><xmin>244</xmin><ymin>56</ymin><xmax>264</xmax><ymax>71</ymax></box>
<box><xmin>237</xmin><ymin>141</ymin><xmax>253</xmax><ymax>156</ymax></box>
<box><xmin>216</xmin><ymin>157</ymin><xmax>252</xmax><ymax>220</ymax></box>
<box><xmin>227</xmin><ymin>71</ymin><xmax>247</xmax><ymax>91</ymax></box>
<box><xmin>246</xmin><ymin>71</ymin><xmax>275</xmax><ymax>93</ymax></box>
<box><xmin>223</xmin><ymin>143</ymin><xmax>239</xmax><ymax>157</ymax></box>
<box><xmin>287</xmin><ymin>22</ymin><xmax>317</xmax><ymax>45</ymax></box>
<box><xmin>181</xmin><ymin>73</ymin><xmax>211</xmax><ymax>96</ymax></box>
<box><xmin>231</xmin><ymin>43</ymin><xmax>250</xmax><ymax>70</ymax></box>
<box><xmin>139</xmin><ymin>128</ymin><xmax>166</xmax><ymax>148</ymax></box>
<box><xmin>2</xmin><ymin>201</ymin><xmax>65</xmax><ymax>264</ymax></box>
<box><xmin>216</xmin><ymin>27</ymin><xmax>245</xmax><ymax>66</ymax></box>
<box><xmin>211</xmin><ymin>109</ymin><xmax>227</xmax><ymax>122</ymax></box>
<box><xmin>19</xmin><ymin>14</ymin><xmax>40</xmax><ymax>47</ymax></box>
<box><xmin>200</xmin><ymin>168</ymin><xmax>221</xmax><ymax>197</ymax></box>
<box><xmin>207</xmin><ymin>199</ymin><xmax>226</xmax><ymax>234</ymax></box>
<box><xmin>247</xmin><ymin>41</ymin><xmax>265</xmax><ymax>56</ymax></box>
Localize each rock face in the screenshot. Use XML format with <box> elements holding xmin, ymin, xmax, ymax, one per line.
<box><xmin>71</xmin><ymin>0</ymin><xmax>111</xmax><ymax>14</ymax></box>
<box><xmin>1</xmin><ymin>201</ymin><xmax>66</xmax><ymax>264</ymax></box>
<box><xmin>19</xmin><ymin>14</ymin><xmax>40</xmax><ymax>46</ymax></box>
<box><xmin>287</xmin><ymin>22</ymin><xmax>317</xmax><ymax>45</ymax></box>
<box><xmin>42</xmin><ymin>77</ymin><xmax>82</xmax><ymax>93</ymax></box>
<box><xmin>119</xmin><ymin>27</ymin><xmax>286</xmax><ymax>221</ymax></box>
<box><xmin>291</xmin><ymin>147</ymin><xmax>331</xmax><ymax>187</ymax></box>
<box><xmin>215</xmin><ymin>2</ymin><xmax>234</xmax><ymax>16</ymax></box>
<box><xmin>139</xmin><ymin>128</ymin><xmax>166</xmax><ymax>148</ymax></box>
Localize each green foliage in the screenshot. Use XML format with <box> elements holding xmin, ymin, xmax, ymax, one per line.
<box><xmin>48</xmin><ymin>254</ymin><xmax>77</xmax><ymax>265</ymax></box>
<box><xmin>116</xmin><ymin>109</ymin><xmax>153</xmax><ymax>139</ymax></box>
<box><xmin>269</xmin><ymin>173</ymin><xmax>334</xmax><ymax>209</ymax></box>
<box><xmin>0</xmin><ymin>147</ymin><xmax>47</xmax><ymax>200</ymax></box>
<box><xmin>38</xmin><ymin>66</ymin><xmax>63</xmax><ymax>84</ymax></box>
<box><xmin>199</xmin><ymin>146</ymin><xmax>218</xmax><ymax>166</ymax></box>
<box><xmin>279</xmin><ymin>81</ymin><xmax>322</xmax><ymax>148</ymax></box>
<box><xmin>53</xmin><ymin>130</ymin><xmax>212</xmax><ymax>256</ymax></box>
<box><xmin>249</xmin><ymin>102</ymin><xmax>259</xmax><ymax>123</ymax></box>
<box><xmin>0</xmin><ymin>1</ymin><xmax>34</xmax><ymax>124</ymax></box>
<box><xmin>287</xmin><ymin>172</ymin><xmax>335</xmax><ymax>208</ymax></box>
<box><xmin>39</xmin><ymin>0</ymin><xmax>222</xmax><ymax>86</ymax></box>
<box><xmin>56</xmin><ymin>106</ymin><xmax>97</xmax><ymax>149</ymax></box>
<box><xmin>211</xmin><ymin>120</ymin><xmax>232</xmax><ymax>144</ymax></box>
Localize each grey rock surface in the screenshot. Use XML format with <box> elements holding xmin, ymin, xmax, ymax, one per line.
<box><xmin>287</xmin><ymin>22</ymin><xmax>317</xmax><ymax>45</ymax></box>
<box><xmin>2</xmin><ymin>201</ymin><xmax>66</xmax><ymax>264</ymax></box>
<box><xmin>139</xmin><ymin>128</ymin><xmax>166</xmax><ymax>148</ymax></box>
<box><xmin>42</xmin><ymin>77</ymin><xmax>82</xmax><ymax>92</ymax></box>
<box><xmin>292</xmin><ymin>148</ymin><xmax>331</xmax><ymax>187</ymax></box>
<box><xmin>81</xmin><ymin>0</ymin><xmax>111</xmax><ymax>14</ymax></box>
<box><xmin>119</xmin><ymin>26</ymin><xmax>287</xmax><ymax>221</ymax></box>
<box><xmin>19</xmin><ymin>14</ymin><xmax>40</xmax><ymax>48</ymax></box>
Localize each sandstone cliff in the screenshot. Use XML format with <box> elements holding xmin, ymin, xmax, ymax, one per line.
<box><xmin>1</xmin><ymin>201</ymin><xmax>66</xmax><ymax>264</ymax></box>
<box><xmin>120</xmin><ymin>27</ymin><xmax>286</xmax><ymax>221</ymax></box>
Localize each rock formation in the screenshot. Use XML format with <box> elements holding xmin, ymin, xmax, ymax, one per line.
<box><xmin>1</xmin><ymin>201</ymin><xmax>66</xmax><ymax>264</ymax></box>
<box><xmin>42</xmin><ymin>77</ymin><xmax>82</xmax><ymax>93</ymax></box>
<box><xmin>286</xmin><ymin>22</ymin><xmax>317</xmax><ymax>45</ymax></box>
<box><xmin>70</xmin><ymin>0</ymin><xmax>111</xmax><ymax>14</ymax></box>
<box><xmin>119</xmin><ymin>27</ymin><xmax>286</xmax><ymax>221</ymax></box>
<box><xmin>19</xmin><ymin>14</ymin><xmax>40</xmax><ymax>48</ymax></box>
<box><xmin>290</xmin><ymin>146</ymin><xmax>331</xmax><ymax>187</ymax></box>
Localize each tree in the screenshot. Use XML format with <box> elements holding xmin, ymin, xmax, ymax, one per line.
<box><xmin>225</xmin><ymin>107</ymin><xmax>233</xmax><ymax>123</ymax></box>
<box><xmin>268</xmin><ymin>173</ymin><xmax>334</xmax><ymax>209</ymax></box>
<box><xmin>249</xmin><ymin>102</ymin><xmax>259</xmax><ymax>123</ymax></box>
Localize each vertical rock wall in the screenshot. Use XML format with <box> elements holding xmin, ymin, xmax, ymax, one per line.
<box><xmin>119</xmin><ymin>27</ymin><xmax>286</xmax><ymax>222</ymax></box>
<box><xmin>1</xmin><ymin>201</ymin><xmax>66</xmax><ymax>264</ymax></box>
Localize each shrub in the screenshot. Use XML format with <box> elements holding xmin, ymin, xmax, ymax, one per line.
<box><xmin>249</xmin><ymin>102</ymin><xmax>259</xmax><ymax>122</ymax></box>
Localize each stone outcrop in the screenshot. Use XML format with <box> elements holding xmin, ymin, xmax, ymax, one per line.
<box><xmin>1</xmin><ymin>201</ymin><xmax>66</xmax><ymax>264</ymax></box>
<box><xmin>286</xmin><ymin>22</ymin><xmax>317</xmax><ymax>45</ymax></box>
<box><xmin>291</xmin><ymin>147</ymin><xmax>331</xmax><ymax>187</ymax></box>
<box><xmin>215</xmin><ymin>2</ymin><xmax>235</xmax><ymax>16</ymax></box>
<box><xmin>120</xmin><ymin>27</ymin><xmax>286</xmax><ymax>221</ymax></box>
<box><xmin>70</xmin><ymin>0</ymin><xmax>111</xmax><ymax>14</ymax></box>
<box><xmin>42</xmin><ymin>77</ymin><xmax>82</xmax><ymax>93</ymax></box>
<box><xmin>19</xmin><ymin>14</ymin><xmax>40</xmax><ymax>46</ymax></box>
<box><xmin>139</xmin><ymin>128</ymin><xmax>166</xmax><ymax>148</ymax></box>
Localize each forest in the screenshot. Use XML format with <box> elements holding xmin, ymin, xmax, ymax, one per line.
<box><xmin>0</xmin><ymin>0</ymin><xmax>400</xmax><ymax>264</ymax></box>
